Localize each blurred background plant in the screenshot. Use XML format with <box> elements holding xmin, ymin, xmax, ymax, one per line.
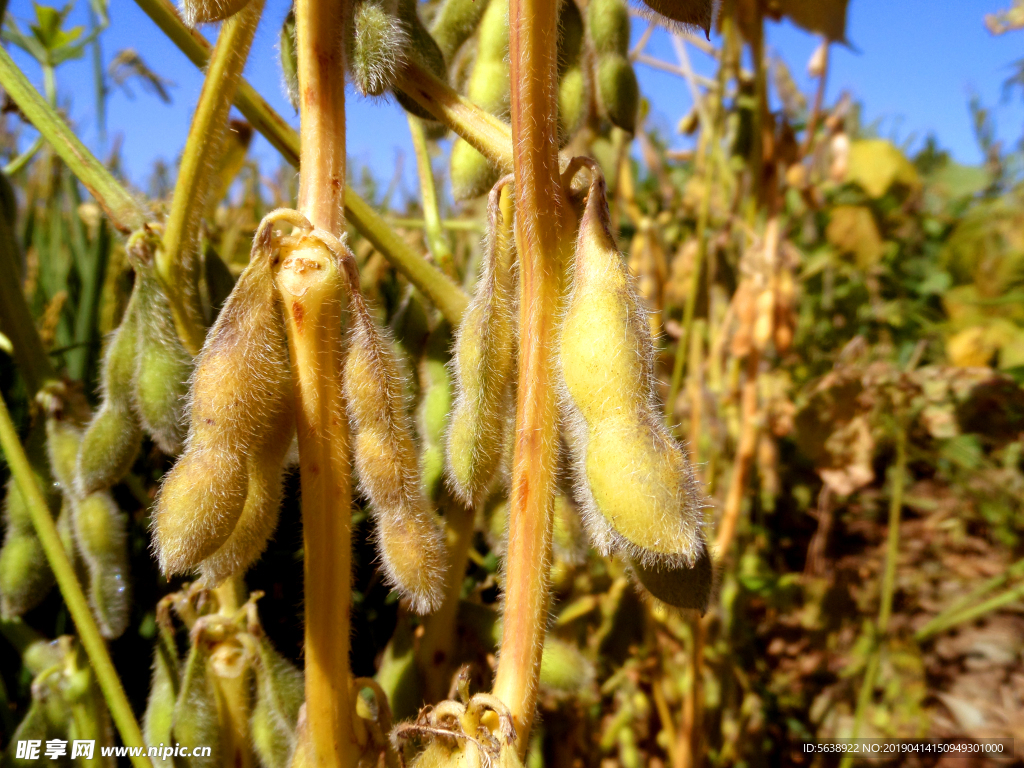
<box><xmin>0</xmin><ymin>0</ymin><xmax>1022</xmax><ymax>765</ymax></box>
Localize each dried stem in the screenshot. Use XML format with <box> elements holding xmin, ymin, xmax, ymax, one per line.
<box><xmin>491</xmin><ymin>0</ymin><xmax>565</xmax><ymax>748</ymax></box>
<box><xmin>158</xmin><ymin>0</ymin><xmax>265</xmax><ymax>355</ymax></box>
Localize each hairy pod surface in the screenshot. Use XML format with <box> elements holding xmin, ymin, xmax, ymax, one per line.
<box><xmin>143</xmin><ymin>640</ymin><xmax>179</xmax><ymax>766</ymax></box>
<box><xmin>279</xmin><ymin>11</ymin><xmax>298</xmax><ymax>111</ymax></box>
<box><xmin>182</xmin><ymin>0</ymin><xmax>251</xmax><ymax>25</ymax></box>
<box><xmin>197</xmin><ymin>406</ymin><xmax>294</xmax><ymax>587</ymax></box>
<box><xmin>77</xmin><ymin>297</ymin><xmax>143</xmax><ymax>496</ymax></box>
<box><xmin>539</xmin><ymin>636</ymin><xmax>595</xmax><ymax>693</ymax></box>
<box><xmin>46</xmin><ymin>417</ymin><xmax>82</xmax><ymax>494</ymax></box>
<box><xmin>172</xmin><ymin>642</ymin><xmax>221</xmax><ymax>768</ymax></box>
<box><xmin>250</xmin><ymin>637</ymin><xmax>304</xmax><ymax>768</ymax></box>
<box><xmin>418</xmin><ymin>325</ymin><xmax>453</xmax><ymax>502</ymax></box>
<box><xmin>352</xmin><ymin>0</ymin><xmax>409</xmax><ymax>97</ymax></box>
<box><xmin>449</xmin><ymin>0</ymin><xmax>510</xmax><ymax>199</ymax></box>
<box><xmin>133</xmin><ymin>256</ymin><xmax>194</xmax><ymax>455</ymax></box>
<box><xmin>445</xmin><ymin>181</ymin><xmax>516</xmax><ymax>508</ymax></box>
<box><xmin>72</xmin><ymin>491</ymin><xmax>132</xmax><ymax>639</ymax></box>
<box><xmin>344</xmin><ymin>294</ymin><xmax>447</xmax><ymax>615</ymax></box>
<box><xmin>632</xmin><ymin>0</ymin><xmax>716</xmax><ymax>37</ymax></box>
<box><xmin>430</xmin><ymin>0</ymin><xmax>491</xmax><ymax>62</ymax></box>
<box><xmin>559</xmin><ymin>167</ymin><xmax>707</xmax><ymax>573</ymax></box>
<box><xmin>587</xmin><ymin>0</ymin><xmax>639</xmax><ymax>133</ymax></box>
<box><xmin>0</xmin><ymin>471</ymin><xmax>57</xmax><ymax>618</ymax></box>
<box><xmin>155</xmin><ymin>239</ymin><xmax>292</xmax><ymax>576</ymax></box>
<box><xmin>557</xmin><ymin>0</ymin><xmax>587</xmax><ymax>143</ymax></box>
<box><xmin>395</xmin><ymin>0</ymin><xmax>449</xmax><ymax>120</ymax></box>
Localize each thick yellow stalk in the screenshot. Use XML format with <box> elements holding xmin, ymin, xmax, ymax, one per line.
<box><xmin>491</xmin><ymin>0</ymin><xmax>565</xmax><ymax>748</ymax></box>
<box><xmin>295</xmin><ymin>0</ymin><xmax>347</xmax><ymax>232</ymax></box>
<box><xmin>277</xmin><ymin>238</ymin><xmax>363</xmax><ymax>768</ymax></box>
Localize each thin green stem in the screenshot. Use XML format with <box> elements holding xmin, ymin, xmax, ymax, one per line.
<box><xmin>0</xmin><ymin>48</ymin><xmax>146</xmax><ymax>233</ymax></box>
<box><xmin>0</xmin><ymin>207</ymin><xmax>55</xmax><ymax>394</ymax></box>
<box><xmin>132</xmin><ymin>0</ymin><xmax>469</xmax><ymax>325</ymax></box>
<box><xmin>0</xmin><ymin>395</ymin><xmax>151</xmax><ymax>768</ymax></box>
<box><xmin>3</xmin><ymin>135</ymin><xmax>44</xmax><ymax>176</ymax></box>
<box><xmin>843</xmin><ymin>424</ymin><xmax>907</xmax><ymax>768</ymax></box>
<box><xmin>160</xmin><ymin>0</ymin><xmax>265</xmax><ymax>355</ymax></box>
<box><xmin>916</xmin><ymin>561</ymin><xmax>1024</xmax><ymax>642</ymax></box>
<box><xmin>407</xmin><ymin>114</ymin><xmax>455</xmax><ymax>277</ymax></box>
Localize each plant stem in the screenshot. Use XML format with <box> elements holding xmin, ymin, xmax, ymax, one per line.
<box><xmin>915</xmin><ymin>557</ymin><xmax>1024</xmax><ymax>642</ymax></box>
<box><xmin>407</xmin><ymin>115</ymin><xmax>455</xmax><ymax>277</ymax></box>
<box><xmin>132</xmin><ymin>0</ymin><xmax>470</xmax><ymax>325</ymax></box>
<box><xmin>843</xmin><ymin>423</ymin><xmax>907</xmax><ymax>768</ymax></box>
<box><xmin>277</xmin><ymin>241</ymin><xmax>363</xmax><ymax>768</ymax></box>
<box><xmin>491</xmin><ymin>0</ymin><xmax>564</xmax><ymax>749</ymax></box>
<box><xmin>0</xmin><ymin>395</ymin><xmax>150</xmax><ymax>768</ymax></box>
<box><xmin>0</xmin><ymin>210</ymin><xmax>55</xmax><ymax>394</ymax></box>
<box><xmin>396</xmin><ymin>61</ymin><xmax>515</xmax><ymax>172</ymax></box>
<box><xmin>0</xmin><ymin>49</ymin><xmax>145</xmax><ymax>233</ymax></box>
<box><xmin>289</xmin><ymin>0</ymin><xmax>361</xmax><ymax>762</ymax></box>
<box><xmin>159</xmin><ymin>0</ymin><xmax>265</xmax><ymax>355</ymax></box>
<box><xmin>714</xmin><ymin>348</ymin><xmax>759</xmax><ymax>556</ymax></box>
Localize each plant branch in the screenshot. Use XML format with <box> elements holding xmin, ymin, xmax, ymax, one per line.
<box><xmin>132</xmin><ymin>0</ymin><xmax>469</xmax><ymax>325</ymax></box>
<box><xmin>159</xmin><ymin>0</ymin><xmax>265</xmax><ymax>355</ymax></box>
<box><xmin>0</xmin><ymin>395</ymin><xmax>151</xmax><ymax>768</ymax></box>
<box><xmin>407</xmin><ymin>115</ymin><xmax>455</xmax><ymax>278</ymax></box>
<box><xmin>915</xmin><ymin>558</ymin><xmax>1024</xmax><ymax>642</ymax></box>
<box><xmin>491</xmin><ymin>0</ymin><xmax>565</xmax><ymax>749</ymax></box>
<box><xmin>0</xmin><ymin>48</ymin><xmax>145</xmax><ymax>233</ymax></box>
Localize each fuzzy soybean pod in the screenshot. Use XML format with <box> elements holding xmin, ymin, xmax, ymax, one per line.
<box><xmin>143</xmin><ymin>635</ymin><xmax>179</xmax><ymax>766</ymax></box>
<box><xmin>154</xmin><ymin>239</ymin><xmax>292</xmax><ymax>577</ymax></box>
<box><xmin>445</xmin><ymin>180</ymin><xmax>516</xmax><ymax>509</ymax></box>
<box><xmin>250</xmin><ymin>636</ymin><xmax>304</xmax><ymax>768</ymax></box>
<box><xmin>429</xmin><ymin>0</ymin><xmax>491</xmax><ymax>62</ymax></box>
<box><xmin>588</xmin><ymin>0</ymin><xmax>639</xmax><ymax>133</ymax></box>
<box><xmin>0</xmin><ymin>474</ymin><xmax>56</xmax><ymax>618</ymax></box>
<box><xmin>344</xmin><ymin>290</ymin><xmax>448</xmax><ymax>615</ymax></box>
<box><xmin>173</xmin><ymin>641</ymin><xmax>221</xmax><ymax>768</ymax></box>
<box><xmin>557</xmin><ymin>0</ymin><xmax>588</xmax><ymax>144</ymax></box>
<box><xmin>558</xmin><ymin>164</ymin><xmax>708</xmax><ymax>587</ymax></box>
<box><xmin>76</xmin><ymin>296</ymin><xmax>144</xmax><ymax>496</ymax></box>
<box><xmin>182</xmin><ymin>0</ymin><xmax>250</xmax><ymax>25</ymax></box>
<box><xmin>449</xmin><ymin>0</ymin><xmax>510</xmax><ymax>200</ymax></box>
<box><xmin>279</xmin><ymin>11</ymin><xmax>298</xmax><ymax>110</ymax></box>
<box><xmin>394</xmin><ymin>0</ymin><xmax>449</xmax><ymax>120</ymax></box>
<box><xmin>72</xmin><ymin>491</ymin><xmax>132</xmax><ymax>639</ymax></box>
<box><xmin>133</xmin><ymin>253</ymin><xmax>194</xmax><ymax>456</ymax></box>
<box><xmin>352</xmin><ymin>0</ymin><xmax>409</xmax><ymax>98</ymax></box>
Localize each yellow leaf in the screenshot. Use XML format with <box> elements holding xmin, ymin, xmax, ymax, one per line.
<box><xmin>845</xmin><ymin>139</ymin><xmax>921</xmax><ymax>199</ymax></box>
<box><xmin>946</xmin><ymin>326</ymin><xmax>996</xmax><ymax>368</ymax></box>
<box><xmin>826</xmin><ymin>205</ymin><xmax>884</xmax><ymax>268</ymax></box>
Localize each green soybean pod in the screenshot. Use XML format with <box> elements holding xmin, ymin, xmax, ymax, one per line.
<box><xmin>133</xmin><ymin>258</ymin><xmax>193</xmax><ymax>456</ymax></box>
<box><xmin>280</xmin><ymin>10</ymin><xmax>298</xmax><ymax>111</ymax></box>
<box><xmin>352</xmin><ymin>0</ymin><xmax>409</xmax><ymax>98</ymax></box>
<box><xmin>76</xmin><ymin>296</ymin><xmax>143</xmax><ymax>496</ymax></box>
<box><xmin>429</xmin><ymin>0</ymin><xmax>491</xmax><ymax>62</ymax></box>
<box><xmin>250</xmin><ymin>637</ymin><xmax>304</xmax><ymax>768</ymax></box>
<box><xmin>445</xmin><ymin>179</ymin><xmax>516</xmax><ymax>508</ymax></box>
<box><xmin>72</xmin><ymin>492</ymin><xmax>131</xmax><ymax>639</ymax></box>
<box><xmin>558</xmin><ymin>162</ymin><xmax>707</xmax><ymax>573</ymax></box>
<box><xmin>172</xmin><ymin>642</ymin><xmax>221</xmax><ymax>768</ymax></box>
<box><xmin>449</xmin><ymin>0</ymin><xmax>510</xmax><ymax>199</ymax></box>
<box><xmin>143</xmin><ymin>636</ymin><xmax>179</xmax><ymax>767</ymax></box>
<box><xmin>417</xmin><ymin>324</ymin><xmax>453</xmax><ymax>502</ymax></box>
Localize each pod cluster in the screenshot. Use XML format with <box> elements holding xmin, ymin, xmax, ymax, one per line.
<box><xmin>588</xmin><ymin>0</ymin><xmax>640</xmax><ymax>134</ymax></box>
<box><xmin>142</xmin><ymin>590</ymin><xmax>304</xmax><ymax>768</ymax></box>
<box><xmin>153</xmin><ymin>230</ymin><xmax>294</xmax><ymax>586</ymax></box>
<box><xmin>78</xmin><ymin>232</ymin><xmax>193</xmax><ymax>496</ymax></box>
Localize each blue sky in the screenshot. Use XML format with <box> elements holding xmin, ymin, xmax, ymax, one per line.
<box><xmin>5</xmin><ymin>0</ymin><xmax>1024</xmax><ymax>201</ymax></box>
